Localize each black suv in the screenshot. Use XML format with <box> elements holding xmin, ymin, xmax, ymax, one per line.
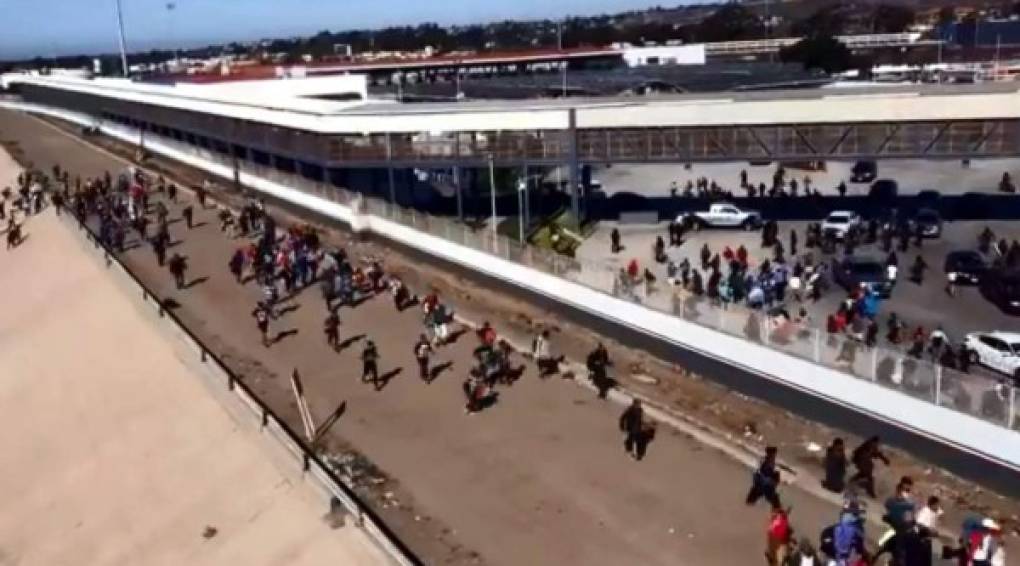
<box><xmin>851</xmin><ymin>161</ymin><xmax>878</xmax><ymax>183</ymax></box>
<box><xmin>980</xmin><ymin>268</ymin><xmax>1020</xmax><ymax>316</ymax></box>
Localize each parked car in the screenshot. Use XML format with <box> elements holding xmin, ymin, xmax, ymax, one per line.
<box><xmin>869</xmin><ymin>179</ymin><xmax>899</xmax><ymax>200</ymax></box>
<box><xmin>980</xmin><ymin>268</ymin><xmax>1020</xmax><ymax>316</ymax></box>
<box><xmin>944</xmin><ymin>250</ymin><xmax>987</xmax><ymax>285</ymax></box>
<box><xmin>851</xmin><ymin>161</ymin><xmax>877</xmax><ymax>183</ymax></box>
<box><xmin>911</xmin><ymin>208</ymin><xmax>943</xmax><ymax>238</ymax></box>
<box><xmin>820</xmin><ymin>210</ymin><xmax>862</xmax><ymax>240</ymax></box>
<box><xmin>963</xmin><ymin>331</ymin><xmax>1020</xmax><ymax>382</ymax></box>
<box><xmin>831</xmin><ymin>256</ymin><xmax>894</xmax><ymax>297</ymax></box>
<box><xmin>677</xmin><ymin>203</ymin><xmax>762</xmax><ymax>230</ymax></box>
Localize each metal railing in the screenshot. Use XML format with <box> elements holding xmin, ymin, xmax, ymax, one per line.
<box><xmin>105</xmin><ymin>123</ymin><xmax>1020</xmax><ymax>435</ymax></box>
<box><xmin>58</xmin><ymin>208</ymin><xmax>420</xmax><ymax>566</ymax></box>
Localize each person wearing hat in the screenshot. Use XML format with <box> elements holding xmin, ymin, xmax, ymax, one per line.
<box><xmin>970</xmin><ymin>518</ymin><xmax>1002</xmax><ymax>566</ymax></box>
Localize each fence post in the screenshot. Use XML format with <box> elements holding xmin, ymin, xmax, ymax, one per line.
<box><xmin>1010</xmin><ymin>387</ymin><xmax>1017</xmax><ymax>430</ymax></box>
<box><xmin>866</xmin><ymin>346</ymin><xmax>876</xmax><ymax>381</ymax></box>
<box><xmin>934</xmin><ymin>365</ymin><xmax>942</xmax><ymax>405</ymax></box>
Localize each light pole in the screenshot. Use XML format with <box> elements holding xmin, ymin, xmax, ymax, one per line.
<box><xmin>517</xmin><ymin>177</ymin><xmax>526</xmax><ymax>243</ymax></box>
<box><xmin>115</xmin><ymin>0</ymin><xmax>130</xmax><ymax>77</ymax></box>
<box><xmin>489</xmin><ymin>155</ymin><xmax>498</xmax><ymax>244</ymax></box>
<box><xmin>558</xmin><ymin>21</ymin><xmax>567</xmax><ymax>97</ymax></box>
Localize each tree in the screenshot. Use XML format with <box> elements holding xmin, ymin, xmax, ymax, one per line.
<box><xmin>779</xmin><ymin>34</ymin><xmax>853</xmax><ymax>74</ymax></box>
<box><xmin>696</xmin><ymin>4</ymin><xmax>762</xmax><ymax>42</ymax></box>
<box><xmin>871</xmin><ymin>4</ymin><xmax>915</xmax><ymax>33</ymax></box>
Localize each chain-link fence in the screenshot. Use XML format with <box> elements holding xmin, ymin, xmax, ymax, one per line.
<box><xmin>128</xmin><ymin>125</ymin><xmax>1019</xmax><ymax>435</ymax></box>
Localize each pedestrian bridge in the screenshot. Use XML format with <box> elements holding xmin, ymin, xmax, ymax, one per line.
<box><xmin>4</xmin><ymin>74</ymin><xmax>1020</xmax><ymax>169</ymax></box>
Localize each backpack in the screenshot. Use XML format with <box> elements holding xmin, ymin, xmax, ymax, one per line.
<box><xmin>833</xmin><ymin>520</ymin><xmax>860</xmax><ymax>559</ymax></box>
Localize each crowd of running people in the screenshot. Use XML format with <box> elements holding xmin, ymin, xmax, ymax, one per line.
<box><xmin>5</xmin><ymin>162</ymin><xmax>1011</xmax><ymax>566</ymax></box>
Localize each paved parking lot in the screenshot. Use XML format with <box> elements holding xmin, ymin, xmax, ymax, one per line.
<box><xmin>587</xmin><ymin>159</ymin><xmax>1020</xmax><ymax>198</ymax></box>
<box><xmin>577</xmin><ymin>219</ymin><xmax>1020</xmax><ymax>386</ymax></box>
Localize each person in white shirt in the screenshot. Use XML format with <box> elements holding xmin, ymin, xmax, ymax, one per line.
<box><xmin>916</xmin><ymin>495</ymin><xmax>943</xmax><ymax>531</ymax></box>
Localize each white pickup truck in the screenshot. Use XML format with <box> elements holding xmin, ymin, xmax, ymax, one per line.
<box><xmin>678</xmin><ymin>203</ymin><xmax>762</xmax><ymax>230</ymax></box>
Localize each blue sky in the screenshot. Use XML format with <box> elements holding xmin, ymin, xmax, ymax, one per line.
<box><xmin>0</xmin><ymin>0</ymin><xmax>691</xmax><ymax>59</ymax></box>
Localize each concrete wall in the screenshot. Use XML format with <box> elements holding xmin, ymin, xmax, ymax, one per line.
<box><xmin>6</xmin><ymin>100</ymin><xmax>1020</xmax><ymax>484</ymax></box>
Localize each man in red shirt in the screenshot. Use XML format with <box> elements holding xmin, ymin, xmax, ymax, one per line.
<box><xmin>765</xmin><ymin>505</ymin><xmax>792</xmax><ymax>566</ymax></box>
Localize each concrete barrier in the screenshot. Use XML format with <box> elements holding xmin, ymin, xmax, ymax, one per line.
<box><xmin>8</xmin><ymin>100</ymin><xmax>1019</xmax><ymax>484</ymax></box>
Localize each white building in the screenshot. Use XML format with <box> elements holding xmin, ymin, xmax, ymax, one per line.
<box><xmin>621</xmin><ymin>44</ymin><xmax>706</xmax><ymax>67</ymax></box>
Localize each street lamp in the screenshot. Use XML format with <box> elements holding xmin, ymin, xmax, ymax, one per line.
<box><xmin>517</xmin><ymin>177</ymin><xmax>526</xmax><ymax>244</ymax></box>
<box><xmin>115</xmin><ymin>0</ymin><xmax>130</xmax><ymax>77</ymax></box>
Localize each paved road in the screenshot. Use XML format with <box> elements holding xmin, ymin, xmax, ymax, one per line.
<box><xmin>0</xmin><ymin>112</ymin><xmax>857</xmax><ymax>564</ymax></box>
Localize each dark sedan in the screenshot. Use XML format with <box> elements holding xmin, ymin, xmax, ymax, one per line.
<box><xmin>912</xmin><ymin>208</ymin><xmax>943</xmax><ymax>238</ymax></box>
<box><xmin>944</xmin><ymin>251</ymin><xmax>987</xmax><ymax>285</ymax></box>
<box><xmin>832</xmin><ymin>256</ymin><xmax>893</xmax><ymax>297</ymax></box>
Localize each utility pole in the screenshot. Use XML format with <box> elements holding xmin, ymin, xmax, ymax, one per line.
<box><xmin>558</xmin><ymin>21</ymin><xmax>567</xmax><ymax>97</ymax></box>
<box><xmin>489</xmin><ymin>156</ymin><xmax>498</xmax><ymax>244</ymax></box>
<box><xmin>115</xmin><ymin>0</ymin><xmax>130</xmax><ymax>77</ymax></box>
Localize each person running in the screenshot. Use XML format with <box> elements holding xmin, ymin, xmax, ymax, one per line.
<box><xmin>586</xmin><ymin>342</ymin><xmax>612</xmax><ymax>399</ymax></box>
<box><xmin>618</xmin><ymin>399</ymin><xmax>646</xmax><ymax>461</ymax></box>
<box><xmin>822</xmin><ymin>437</ymin><xmax>848</xmax><ymax>494</ymax></box>
<box><xmin>746</xmin><ymin>446</ymin><xmax>782</xmax><ymax>508</ymax></box>
<box><xmin>414</xmin><ymin>333</ymin><xmax>433</xmax><ymax>383</ymax></box>
<box><xmin>850</xmin><ymin>435</ymin><xmax>890</xmax><ymax>498</ymax></box>
<box><xmin>182</xmin><ymin>205</ymin><xmax>194</xmax><ymax>229</ymax></box>
<box><xmin>152</xmin><ymin>232</ymin><xmax>167</xmax><ymax>267</ymax></box>
<box><xmin>252</xmin><ymin>303</ymin><xmax>271</xmax><ymax>347</ymax></box>
<box><xmin>361</xmin><ymin>340</ymin><xmax>380</xmax><ymax>388</ymax></box>
<box><xmin>228</xmin><ymin>248</ymin><xmax>245</xmax><ymax>283</ymax></box>
<box><xmin>196</xmin><ymin>183</ymin><xmax>207</xmax><ymax>208</ymax></box>
<box><xmin>324</xmin><ymin>311</ymin><xmax>340</xmax><ymax>351</ymax></box>
<box><xmin>168</xmin><ymin>253</ymin><xmax>187</xmax><ymax>289</ymax></box>
<box><xmin>765</xmin><ymin>505</ymin><xmax>793</xmax><ymax>566</ymax></box>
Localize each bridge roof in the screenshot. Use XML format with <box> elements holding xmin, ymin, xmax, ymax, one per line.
<box><xmin>7</xmin><ymin>74</ymin><xmax>1020</xmax><ymax>135</ymax></box>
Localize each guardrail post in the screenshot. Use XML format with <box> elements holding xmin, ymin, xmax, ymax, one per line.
<box><xmin>934</xmin><ymin>365</ymin><xmax>942</xmax><ymax>405</ymax></box>
<box><xmin>302</xmin><ymin>453</ymin><xmax>311</xmax><ymax>472</ymax></box>
<box><xmin>261</xmin><ymin>408</ymin><xmax>268</xmax><ymax>428</ymax></box>
<box><xmin>1010</xmin><ymin>387</ymin><xmax>1017</xmax><ymax>430</ymax></box>
<box><xmin>227</xmin><ymin>374</ymin><xmax>235</xmax><ymax>391</ymax></box>
<box><xmin>200</xmin><ymin>348</ymin><xmax>208</xmax><ymax>363</ymax></box>
<box><xmin>870</xmin><ymin>347</ymin><xmax>878</xmax><ymax>381</ymax></box>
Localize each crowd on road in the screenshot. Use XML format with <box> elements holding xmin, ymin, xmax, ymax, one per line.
<box><xmin>8</xmin><ymin>159</ymin><xmax>1012</xmax><ymax>566</ymax></box>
